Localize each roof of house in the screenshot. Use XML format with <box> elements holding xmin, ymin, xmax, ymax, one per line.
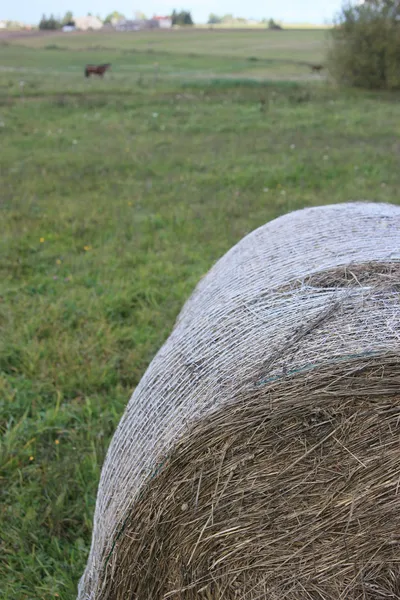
<box><xmin>74</xmin><ymin>16</ymin><xmax>103</xmax><ymax>29</ymax></box>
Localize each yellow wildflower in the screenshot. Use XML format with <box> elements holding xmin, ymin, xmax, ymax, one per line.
<box><xmin>40</xmin><ymin>238</ymin><xmax>45</xmax><ymax>243</ymax></box>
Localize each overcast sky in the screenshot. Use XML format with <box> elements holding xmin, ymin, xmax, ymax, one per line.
<box><xmin>3</xmin><ymin>0</ymin><xmax>343</xmax><ymax>25</ymax></box>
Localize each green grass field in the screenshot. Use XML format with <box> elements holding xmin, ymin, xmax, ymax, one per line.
<box><xmin>1</xmin><ymin>29</ymin><xmax>400</xmax><ymax>600</ymax></box>
<box><xmin>4</xmin><ymin>28</ymin><xmax>327</xmax><ymax>60</ymax></box>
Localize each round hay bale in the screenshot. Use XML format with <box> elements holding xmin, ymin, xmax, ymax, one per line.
<box><xmin>78</xmin><ymin>202</ymin><xmax>400</xmax><ymax>600</ymax></box>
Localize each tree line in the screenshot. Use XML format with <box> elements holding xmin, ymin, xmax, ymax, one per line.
<box><xmin>39</xmin><ymin>12</ymin><xmax>74</xmax><ymax>30</ymax></box>
<box><xmin>38</xmin><ymin>9</ymin><xmax>194</xmax><ymax>29</ymax></box>
<box><xmin>207</xmin><ymin>14</ymin><xmax>282</xmax><ymax>28</ymax></box>
<box><xmin>171</xmin><ymin>10</ymin><xmax>193</xmax><ymax>25</ymax></box>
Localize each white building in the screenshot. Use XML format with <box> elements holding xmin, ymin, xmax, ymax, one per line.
<box><xmin>115</xmin><ymin>18</ymin><xmax>162</xmax><ymax>31</ymax></box>
<box><xmin>74</xmin><ymin>16</ymin><xmax>103</xmax><ymax>31</ymax></box>
<box><xmin>153</xmin><ymin>15</ymin><xmax>172</xmax><ymax>28</ymax></box>
<box><xmin>115</xmin><ymin>19</ymin><xmax>142</xmax><ymax>31</ymax></box>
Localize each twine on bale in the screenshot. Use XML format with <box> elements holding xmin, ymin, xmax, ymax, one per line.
<box><xmin>78</xmin><ymin>202</ymin><xmax>400</xmax><ymax>600</ymax></box>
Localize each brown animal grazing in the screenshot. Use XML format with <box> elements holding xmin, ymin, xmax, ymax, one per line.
<box><xmin>310</xmin><ymin>64</ymin><xmax>324</xmax><ymax>73</ymax></box>
<box><xmin>85</xmin><ymin>64</ymin><xmax>111</xmax><ymax>78</ymax></box>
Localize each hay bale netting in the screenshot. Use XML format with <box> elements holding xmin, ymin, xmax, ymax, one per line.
<box><xmin>78</xmin><ymin>202</ymin><xmax>400</xmax><ymax>600</ymax></box>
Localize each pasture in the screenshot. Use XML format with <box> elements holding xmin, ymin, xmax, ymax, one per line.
<box><xmin>1</xmin><ymin>28</ymin><xmax>399</xmax><ymax>600</ymax></box>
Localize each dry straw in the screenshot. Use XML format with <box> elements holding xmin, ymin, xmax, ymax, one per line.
<box><xmin>78</xmin><ymin>202</ymin><xmax>400</xmax><ymax>600</ymax></box>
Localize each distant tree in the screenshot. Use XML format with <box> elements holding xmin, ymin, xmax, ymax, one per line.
<box><xmin>171</xmin><ymin>10</ymin><xmax>193</xmax><ymax>25</ymax></box>
<box><xmin>104</xmin><ymin>10</ymin><xmax>125</xmax><ymax>24</ymax></box>
<box><xmin>268</xmin><ymin>18</ymin><xmax>282</xmax><ymax>30</ymax></box>
<box><xmin>39</xmin><ymin>13</ymin><xmax>62</xmax><ymax>30</ymax></box>
<box><xmin>62</xmin><ymin>11</ymin><xmax>74</xmax><ymax>25</ymax></box>
<box><xmin>135</xmin><ymin>11</ymin><xmax>147</xmax><ymax>20</ymax></box>
<box><xmin>207</xmin><ymin>13</ymin><xmax>222</xmax><ymax>24</ymax></box>
<box><xmin>184</xmin><ymin>11</ymin><xmax>193</xmax><ymax>25</ymax></box>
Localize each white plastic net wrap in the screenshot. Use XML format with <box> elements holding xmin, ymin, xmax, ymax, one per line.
<box><xmin>78</xmin><ymin>202</ymin><xmax>400</xmax><ymax>599</ymax></box>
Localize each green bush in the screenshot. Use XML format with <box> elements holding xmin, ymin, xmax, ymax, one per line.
<box><xmin>328</xmin><ymin>1</ymin><xmax>400</xmax><ymax>90</ymax></box>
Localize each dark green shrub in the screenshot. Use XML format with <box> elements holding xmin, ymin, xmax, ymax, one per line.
<box><xmin>171</xmin><ymin>10</ymin><xmax>193</xmax><ymax>25</ymax></box>
<box><xmin>268</xmin><ymin>18</ymin><xmax>283</xmax><ymax>30</ymax></box>
<box><xmin>328</xmin><ymin>1</ymin><xmax>400</xmax><ymax>90</ymax></box>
